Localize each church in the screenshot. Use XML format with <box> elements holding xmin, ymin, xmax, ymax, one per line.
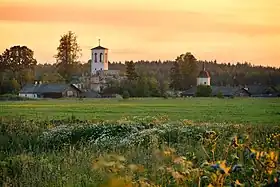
<box><xmin>78</xmin><ymin>40</ymin><xmax>121</xmax><ymax>93</ymax></box>
<box><xmin>182</xmin><ymin>63</ymin><xmax>251</xmax><ymax>97</ymax></box>
<box><xmin>196</xmin><ymin>63</ymin><xmax>211</xmax><ymax>86</ymax></box>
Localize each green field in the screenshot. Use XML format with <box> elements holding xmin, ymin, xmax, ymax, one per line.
<box><xmin>1</xmin><ymin>97</ymin><xmax>280</xmax><ymax>125</ymax></box>
<box><xmin>1</xmin><ymin>98</ymin><xmax>280</xmax><ymax>186</ymax></box>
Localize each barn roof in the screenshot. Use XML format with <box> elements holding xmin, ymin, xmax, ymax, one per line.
<box><xmin>19</xmin><ymin>83</ymin><xmax>81</xmax><ymax>94</ymax></box>
<box><xmin>244</xmin><ymin>85</ymin><xmax>280</xmax><ymax>96</ymax></box>
<box><xmin>181</xmin><ymin>86</ymin><xmax>250</xmax><ymax>97</ymax></box>
<box><xmin>211</xmin><ymin>86</ymin><xmax>240</xmax><ymax>96</ymax></box>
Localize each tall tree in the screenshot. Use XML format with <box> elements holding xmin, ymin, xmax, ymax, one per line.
<box><xmin>176</xmin><ymin>52</ymin><xmax>197</xmax><ymax>89</ymax></box>
<box><xmin>125</xmin><ymin>61</ymin><xmax>138</xmax><ymax>81</ymax></box>
<box><xmin>170</xmin><ymin>52</ymin><xmax>198</xmax><ymax>91</ymax></box>
<box><xmin>1</xmin><ymin>45</ymin><xmax>37</xmax><ymax>86</ymax></box>
<box><xmin>54</xmin><ymin>31</ymin><xmax>82</xmax><ymax>82</ymax></box>
<box><xmin>170</xmin><ymin>61</ymin><xmax>181</xmax><ymax>90</ymax></box>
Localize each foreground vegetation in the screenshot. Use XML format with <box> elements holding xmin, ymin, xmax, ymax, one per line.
<box><xmin>0</xmin><ymin>115</ymin><xmax>279</xmax><ymax>186</ymax></box>
<box><xmin>1</xmin><ymin>98</ymin><xmax>280</xmax><ymax>125</ymax></box>
<box><xmin>1</xmin><ymin>98</ymin><xmax>279</xmax><ymax>186</ymax></box>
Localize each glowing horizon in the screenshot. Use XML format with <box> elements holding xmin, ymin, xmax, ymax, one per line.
<box><xmin>0</xmin><ymin>0</ymin><xmax>280</xmax><ymax>67</ymax></box>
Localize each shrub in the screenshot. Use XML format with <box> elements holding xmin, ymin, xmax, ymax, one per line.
<box><xmin>162</xmin><ymin>92</ymin><xmax>169</xmax><ymax>99</ymax></box>
<box><xmin>195</xmin><ymin>85</ymin><xmax>212</xmax><ymax>97</ymax></box>
<box><xmin>122</xmin><ymin>90</ymin><xmax>130</xmax><ymax>99</ymax></box>
<box><xmin>217</xmin><ymin>91</ymin><xmax>224</xmax><ymax>98</ymax></box>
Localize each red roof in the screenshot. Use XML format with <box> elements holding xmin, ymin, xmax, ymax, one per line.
<box><xmin>198</xmin><ymin>70</ymin><xmax>210</xmax><ymax>78</ymax></box>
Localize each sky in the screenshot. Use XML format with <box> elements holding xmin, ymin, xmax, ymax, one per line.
<box><xmin>0</xmin><ymin>0</ymin><xmax>280</xmax><ymax>67</ymax></box>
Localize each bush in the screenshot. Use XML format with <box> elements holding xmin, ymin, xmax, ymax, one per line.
<box><xmin>195</xmin><ymin>85</ymin><xmax>212</xmax><ymax>97</ymax></box>
<box><xmin>217</xmin><ymin>91</ymin><xmax>224</xmax><ymax>98</ymax></box>
<box><xmin>162</xmin><ymin>92</ymin><xmax>169</xmax><ymax>99</ymax></box>
<box><xmin>122</xmin><ymin>90</ymin><xmax>130</xmax><ymax>99</ymax></box>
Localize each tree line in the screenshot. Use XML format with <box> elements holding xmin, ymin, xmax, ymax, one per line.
<box><xmin>1</xmin><ymin>31</ymin><xmax>280</xmax><ymax>96</ymax></box>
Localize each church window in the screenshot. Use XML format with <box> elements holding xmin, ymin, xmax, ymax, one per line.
<box><xmin>94</xmin><ymin>53</ymin><xmax>97</xmax><ymax>62</ymax></box>
<box><xmin>100</xmin><ymin>53</ymin><xmax>103</xmax><ymax>62</ymax></box>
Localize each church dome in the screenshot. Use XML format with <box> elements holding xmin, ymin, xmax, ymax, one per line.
<box><xmin>198</xmin><ymin>70</ymin><xmax>210</xmax><ymax>78</ymax></box>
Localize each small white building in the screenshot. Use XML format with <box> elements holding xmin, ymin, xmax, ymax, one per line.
<box><xmin>91</xmin><ymin>40</ymin><xmax>108</xmax><ymax>75</ymax></box>
<box><xmin>197</xmin><ymin>63</ymin><xmax>211</xmax><ymax>86</ymax></box>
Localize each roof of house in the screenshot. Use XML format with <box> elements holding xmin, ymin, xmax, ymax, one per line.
<box><xmin>211</xmin><ymin>86</ymin><xmax>242</xmax><ymax>96</ymax></box>
<box><xmin>198</xmin><ymin>70</ymin><xmax>210</xmax><ymax>78</ymax></box>
<box><xmin>244</xmin><ymin>85</ymin><xmax>279</xmax><ymax>95</ymax></box>
<box><xmin>81</xmin><ymin>91</ymin><xmax>101</xmax><ymax>98</ymax></box>
<box><xmin>19</xmin><ymin>83</ymin><xmax>82</xmax><ymax>94</ymax></box>
<box><xmin>181</xmin><ymin>86</ymin><xmax>250</xmax><ymax>96</ymax></box>
<box><xmin>91</xmin><ymin>45</ymin><xmax>108</xmax><ymax>50</ymax></box>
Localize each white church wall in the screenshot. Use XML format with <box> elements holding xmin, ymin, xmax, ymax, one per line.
<box><xmin>197</xmin><ymin>77</ymin><xmax>211</xmax><ymax>86</ymax></box>
<box><xmin>91</xmin><ymin>48</ymin><xmax>108</xmax><ymax>75</ymax></box>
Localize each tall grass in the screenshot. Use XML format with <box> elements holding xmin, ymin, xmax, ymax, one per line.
<box><xmin>0</xmin><ymin>116</ymin><xmax>279</xmax><ymax>186</ymax></box>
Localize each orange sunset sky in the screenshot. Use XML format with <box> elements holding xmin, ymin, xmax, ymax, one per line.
<box><xmin>0</xmin><ymin>0</ymin><xmax>280</xmax><ymax>67</ymax></box>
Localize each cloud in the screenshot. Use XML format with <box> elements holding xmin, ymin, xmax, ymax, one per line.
<box><xmin>1</xmin><ymin>3</ymin><xmax>279</xmax><ymax>40</ymax></box>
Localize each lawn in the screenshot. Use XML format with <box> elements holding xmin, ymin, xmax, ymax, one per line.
<box><xmin>1</xmin><ymin>97</ymin><xmax>280</xmax><ymax>125</ymax></box>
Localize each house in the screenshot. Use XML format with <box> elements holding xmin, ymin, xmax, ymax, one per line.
<box><xmin>19</xmin><ymin>83</ymin><xmax>82</xmax><ymax>99</ymax></box>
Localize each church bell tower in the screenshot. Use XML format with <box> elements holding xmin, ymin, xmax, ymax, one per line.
<box><xmin>91</xmin><ymin>39</ymin><xmax>108</xmax><ymax>75</ymax></box>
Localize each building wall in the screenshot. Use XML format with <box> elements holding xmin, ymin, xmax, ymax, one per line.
<box><xmin>19</xmin><ymin>93</ymin><xmax>38</xmax><ymax>98</ymax></box>
<box><xmin>91</xmin><ymin>49</ymin><xmax>108</xmax><ymax>75</ymax></box>
<box><xmin>90</xmin><ymin>83</ymin><xmax>102</xmax><ymax>92</ymax></box>
<box><xmin>62</xmin><ymin>86</ymin><xmax>80</xmax><ymax>97</ymax></box>
<box><xmin>197</xmin><ymin>77</ymin><xmax>210</xmax><ymax>86</ymax></box>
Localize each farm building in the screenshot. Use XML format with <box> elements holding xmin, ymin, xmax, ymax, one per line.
<box><xmin>19</xmin><ymin>83</ymin><xmax>82</xmax><ymax>99</ymax></box>
<box><xmin>181</xmin><ymin>86</ymin><xmax>250</xmax><ymax>97</ymax></box>
<box><xmin>244</xmin><ymin>85</ymin><xmax>280</xmax><ymax>97</ymax></box>
<box><xmin>182</xmin><ymin>62</ymin><xmax>279</xmax><ymax>98</ymax></box>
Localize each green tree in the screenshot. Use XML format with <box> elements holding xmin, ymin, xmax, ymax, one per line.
<box><xmin>159</xmin><ymin>80</ymin><xmax>169</xmax><ymax>97</ymax></box>
<box><xmin>148</xmin><ymin>77</ymin><xmax>160</xmax><ymax>97</ymax></box>
<box><xmin>102</xmin><ymin>79</ymin><xmax>121</xmax><ymax>94</ymax></box>
<box><xmin>54</xmin><ymin>31</ymin><xmax>82</xmax><ymax>82</ymax></box>
<box><xmin>125</xmin><ymin>61</ymin><xmax>138</xmax><ymax>81</ymax></box>
<box><xmin>195</xmin><ymin>85</ymin><xmax>212</xmax><ymax>97</ymax></box>
<box><xmin>176</xmin><ymin>52</ymin><xmax>198</xmax><ymax>90</ymax></box>
<box><xmin>135</xmin><ymin>76</ymin><xmax>150</xmax><ymax>97</ymax></box>
<box><xmin>40</xmin><ymin>72</ymin><xmax>65</xmax><ymax>83</ymax></box>
<box><xmin>170</xmin><ymin>52</ymin><xmax>198</xmax><ymax>91</ymax></box>
<box><xmin>1</xmin><ymin>46</ymin><xmax>37</xmax><ymax>86</ymax></box>
<box><xmin>19</xmin><ymin>69</ymin><xmax>35</xmax><ymax>85</ymax></box>
<box><xmin>11</xmin><ymin>78</ymin><xmax>21</xmax><ymax>93</ymax></box>
<box><xmin>170</xmin><ymin>62</ymin><xmax>181</xmax><ymax>90</ymax></box>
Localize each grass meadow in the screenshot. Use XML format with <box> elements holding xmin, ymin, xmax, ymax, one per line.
<box><xmin>0</xmin><ymin>98</ymin><xmax>279</xmax><ymax>186</ymax></box>
<box><xmin>1</xmin><ymin>97</ymin><xmax>280</xmax><ymax>124</ymax></box>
